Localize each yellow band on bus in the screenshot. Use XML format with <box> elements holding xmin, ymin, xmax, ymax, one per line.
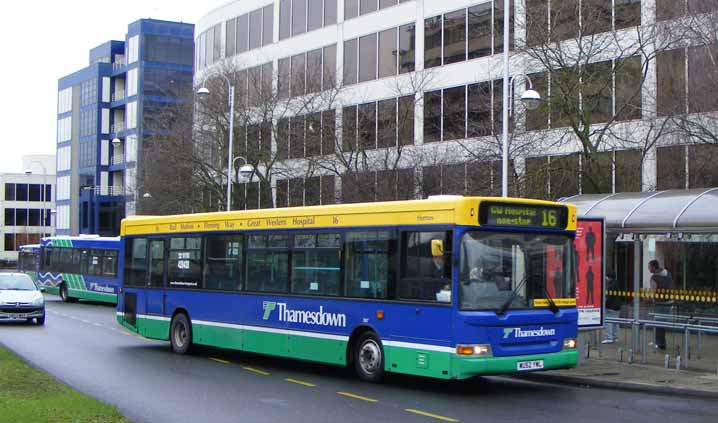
<box><xmin>533</xmin><ymin>298</ymin><xmax>577</xmax><ymax>307</ymax></box>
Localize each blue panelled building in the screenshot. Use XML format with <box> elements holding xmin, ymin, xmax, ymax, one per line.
<box><xmin>56</xmin><ymin>19</ymin><xmax>194</xmax><ymax>236</ymax></box>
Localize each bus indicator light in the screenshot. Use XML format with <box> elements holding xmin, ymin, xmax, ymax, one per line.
<box><xmin>456</xmin><ymin>344</ymin><xmax>492</xmax><ymax>356</ymax></box>
<box><xmin>376</xmin><ymin>310</ymin><xmax>384</xmax><ymax>320</ymax></box>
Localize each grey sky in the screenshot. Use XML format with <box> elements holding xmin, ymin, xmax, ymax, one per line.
<box><xmin>0</xmin><ymin>0</ymin><xmax>227</xmax><ymax>173</ymax></box>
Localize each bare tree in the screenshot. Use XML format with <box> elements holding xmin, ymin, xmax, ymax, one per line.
<box><xmin>511</xmin><ymin>0</ymin><xmax>681</xmax><ymax>196</ymax></box>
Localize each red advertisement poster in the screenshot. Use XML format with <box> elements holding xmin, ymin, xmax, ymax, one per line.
<box><xmin>574</xmin><ymin>218</ymin><xmax>604</xmax><ymax>328</ymax></box>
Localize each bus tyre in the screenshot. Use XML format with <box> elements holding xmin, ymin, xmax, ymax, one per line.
<box><xmin>354</xmin><ymin>332</ymin><xmax>384</xmax><ymax>383</ymax></box>
<box><xmin>170</xmin><ymin>313</ymin><xmax>193</xmax><ymax>355</ymax></box>
<box><xmin>59</xmin><ymin>283</ymin><xmax>72</xmax><ymax>302</ymax></box>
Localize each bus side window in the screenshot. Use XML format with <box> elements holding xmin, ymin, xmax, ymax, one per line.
<box><xmin>124</xmin><ymin>238</ymin><xmax>147</xmax><ymax>287</ymax></box>
<box><xmin>168</xmin><ymin>237</ymin><xmax>202</xmax><ymax>289</ymax></box>
<box><xmin>245</xmin><ymin>235</ymin><xmax>290</xmax><ymax>293</ymax></box>
<box><xmin>398</xmin><ymin>231</ymin><xmax>453</xmax><ymax>302</ymax></box>
<box><xmin>290</xmin><ymin>233</ymin><xmax>341</xmax><ymax>296</ymax></box>
<box><xmin>344</xmin><ymin>231</ymin><xmax>395</xmax><ymax>299</ymax></box>
<box><xmin>102</xmin><ymin>250</ymin><xmax>118</xmax><ymax>277</ymax></box>
<box><xmin>204</xmin><ymin>234</ymin><xmax>243</xmax><ymax>291</ymax></box>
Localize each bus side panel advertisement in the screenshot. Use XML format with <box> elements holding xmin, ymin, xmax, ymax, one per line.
<box><xmin>574</xmin><ymin>218</ymin><xmax>604</xmax><ymax>328</ymax></box>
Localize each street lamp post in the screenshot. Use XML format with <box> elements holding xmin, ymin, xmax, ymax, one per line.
<box><xmin>197</xmin><ymin>75</ymin><xmax>235</xmax><ymax>212</ymax></box>
<box><xmin>24</xmin><ymin>161</ymin><xmax>49</xmax><ymax>240</ymax></box>
<box><xmin>500</xmin><ymin>0</ymin><xmax>542</xmax><ymax>197</ymax></box>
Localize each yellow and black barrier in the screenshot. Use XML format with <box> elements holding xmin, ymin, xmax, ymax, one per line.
<box><xmin>606</xmin><ymin>289</ymin><xmax>718</xmax><ymax>303</ymax></box>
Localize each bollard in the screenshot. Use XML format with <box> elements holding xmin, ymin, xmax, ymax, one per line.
<box><xmin>683</xmin><ymin>327</ymin><xmax>689</xmax><ymax>369</ymax></box>
<box><xmin>641</xmin><ymin>325</ymin><xmax>648</xmax><ymax>364</ymax></box>
<box><xmin>664</xmin><ymin>354</ymin><xmax>670</xmax><ymax>369</ymax></box>
<box><xmin>628</xmin><ymin>349</ymin><xmax>634</xmax><ymax>364</ymax></box>
<box><xmin>676</xmin><ymin>355</ymin><xmax>681</xmax><ymax>370</ymax></box>
<box><xmin>618</xmin><ymin>347</ymin><xmax>624</xmax><ymax>362</ymax></box>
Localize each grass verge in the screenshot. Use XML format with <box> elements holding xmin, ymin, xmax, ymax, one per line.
<box><xmin>0</xmin><ymin>344</ymin><xmax>131</xmax><ymax>423</ymax></box>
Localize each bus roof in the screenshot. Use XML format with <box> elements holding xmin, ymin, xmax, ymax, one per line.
<box><xmin>121</xmin><ymin>197</ymin><xmax>577</xmax><ymax>236</ymax></box>
<box><xmin>18</xmin><ymin>244</ymin><xmax>40</xmax><ymax>251</ymax></box>
<box><xmin>40</xmin><ymin>235</ymin><xmax>121</xmax><ymax>248</ymax></box>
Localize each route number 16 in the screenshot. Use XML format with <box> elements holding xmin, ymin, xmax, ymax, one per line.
<box><xmin>542</xmin><ymin>210</ymin><xmax>557</xmax><ymax>227</ymax></box>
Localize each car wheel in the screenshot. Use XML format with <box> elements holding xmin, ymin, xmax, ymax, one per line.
<box><xmin>36</xmin><ymin>315</ymin><xmax>45</xmax><ymax>325</ymax></box>
<box><xmin>170</xmin><ymin>313</ymin><xmax>193</xmax><ymax>355</ymax></box>
<box><xmin>354</xmin><ymin>332</ymin><xmax>385</xmax><ymax>383</ymax></box>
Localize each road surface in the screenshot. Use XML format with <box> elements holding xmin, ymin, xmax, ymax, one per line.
<box><xmin>1</xmin><ymin>296</ymin><xmax>715</xmax><ymax>423</ymax></box>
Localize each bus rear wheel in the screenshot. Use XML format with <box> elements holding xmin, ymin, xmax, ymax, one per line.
<box><xmin>354</xmin><ymin>332</ymin><xmax>384</xmax><ymax>383</ymax></box>
<box><xmin>59</xmin><ymin>283</ymin><xmax>75</xmax><ymax>303</ymax></box>
<box><xmin>170</xmin><ymin>313</ymin><xmax>193</xmax><ymax>355</ymax></box>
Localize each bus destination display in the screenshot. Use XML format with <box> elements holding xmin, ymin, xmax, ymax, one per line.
<box><xmin>479</xmin><ymin>202</ymin><xmax>568</xmax><ymax>229</ymax></box>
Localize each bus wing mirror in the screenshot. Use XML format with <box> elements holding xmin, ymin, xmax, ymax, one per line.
<box><xmin>431</xmin><ymin>239</ymin><xmax>444</xmax><ymax>258</ymax></box>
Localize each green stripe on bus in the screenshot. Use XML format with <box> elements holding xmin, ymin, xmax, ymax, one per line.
<box><xmin>120</xmin><ymin>314</ymin><xmax>578</xmax><ymax>380</ymax></box>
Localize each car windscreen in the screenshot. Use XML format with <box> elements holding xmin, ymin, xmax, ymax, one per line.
<box><xmin>0</xmin><ymin>275</ymin><xmax>37</xmax><ymax>290</ymax></box>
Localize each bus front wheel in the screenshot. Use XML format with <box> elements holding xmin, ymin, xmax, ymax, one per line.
<box><xmin>170</xmin><ymin>313</ymin><xmax>193</xmax><ymax>355</ymax></box>
<box><xmin>354</xmin><ymin>332</ymin><xmax>384</xmax><ymax>383</ymax></box>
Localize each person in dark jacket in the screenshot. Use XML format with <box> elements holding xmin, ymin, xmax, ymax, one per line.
<box><xmin>649</xmin><ymin>260</ymin><xmax>673</xmax><ymax>350</ymax></box>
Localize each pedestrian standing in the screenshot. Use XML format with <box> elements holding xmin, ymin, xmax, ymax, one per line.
<box><xmin>649</xmin><ymin>260</ymin><xmax>673</xmax><ymax>350</ymax></box>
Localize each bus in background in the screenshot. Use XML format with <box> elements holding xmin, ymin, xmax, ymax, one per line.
<box><xmin>117</xmin><ymin>197</ymin><xmax>578</xmax><ymax>381</ymax></box>
<box><xmin>17</xmin><ymin>244</ymin><xmax>41</xmax><ymax>287</ymax></box>
<box><xmin>39</xmin><ymin>236</ymin><xmax>121</xmax><ymax>304</ymax></box>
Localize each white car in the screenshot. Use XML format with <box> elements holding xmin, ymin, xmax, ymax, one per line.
<box><xmin>0</xmin><ymin>273</ymin><xmax>45</xmax><ymax>325</ymax></box>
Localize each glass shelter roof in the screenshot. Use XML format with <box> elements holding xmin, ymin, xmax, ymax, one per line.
<box><xmin>560</xmin><ymin>188</ymin><xmax>718</xmax><ymax>233</ymax></box>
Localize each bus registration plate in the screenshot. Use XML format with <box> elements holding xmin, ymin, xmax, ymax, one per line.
<box><xmin>517</xmin><ymin>360</ymin><xmax>544</xmax><ymax>371</ymax></box>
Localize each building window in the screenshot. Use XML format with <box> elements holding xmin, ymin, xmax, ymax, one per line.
<box><xmin>378</xmin><ymin>28</ymin><xmax>398</xmax><ymax>78</ymax></box>
<box><xmin>424</xmin><ymin>16</ymin><xmax>442</xmax><ymax>69</ymax></box>
<box><xmin>442</xmin><ymin>86</ymin><xmax>466</xmax><ymax>141</ymax></box>
<box><xmin>343</xmin><ymin>39</ymin><xmax>358</xmax><ymax>85</ymax></box>
<box><xmin>468</xmin><ymin>3</ymin><xmax>492</xmax><ymax>59</ymax></box>
<box><xmin>345</xmin><ymin>0</ymin><xmax>359</xmax><ymax>20</ymax></box>
<box><xmin>689</xmin><ymin>44</ymin><xmax>718</xmax><ymax>114</ymax></box>
<box><xmin>423</xmin><ymin>90</ymin><xmax>442</xmax><ymax>143</ymax></box>
<box><xmin>657</xmin><ymin>49</ymin><xmax>687</xmax><ymax>116</ymax></box>
<box><xmin>358</xmin><ymin>33</ymin><xmax>378</xmax><ymax>82</ymax></box>
<box><xmin>615</xmin><ymin>56</ymin><xmax>643</xmax><ymax>121</ymax></box>
<box><xmin>657</xmin><ymin>146</ymin><xmax>686</xmax><ymax>190</ymax></box>
<box><xmin>292</xmin><ymin>0</ymin><xmax>308</xmax><ymax>37</ymax></box>
<box><xmin>4</xmin><ymin>183</ymin><xmax>15</xmax><ymax>201</ymax></box>
<box><xmin>443</xmin><ymin>9</ymin><xmax>466</xmax><ymax>65</ymax></box>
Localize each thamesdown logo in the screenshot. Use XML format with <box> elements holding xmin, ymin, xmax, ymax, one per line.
<box><xmin>262</xmin><ymin>302</ymin><xmax>347</xmax><ymax>327</ymax></box>
<box><xmin>503</xmin><ymin>327</ymin><xmax>556</xmax><ymax>339</ymax></box>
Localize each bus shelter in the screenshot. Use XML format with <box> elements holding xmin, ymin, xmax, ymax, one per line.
<box><xmin>562</xmin><ymin>188</ymin><xmax>718</xmax><ymax>368</ymax></box>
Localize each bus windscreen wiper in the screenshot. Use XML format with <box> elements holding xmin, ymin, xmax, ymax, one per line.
<box><xmin>496</xmin><ymin>275</ymin><xmax>528</xmax><ymax>316</ymax></box>
<box><xmin>541</xmin><ymin>281</ymin><xmax>560</xmax><ymax>314</ymax></box>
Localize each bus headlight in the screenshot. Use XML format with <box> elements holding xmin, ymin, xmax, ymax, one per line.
<box><xmin>456</xmin><ymin>344</ymin><xmax>492</xmax><ymax>357</ymax></box>
<box><xmin>563</xmin><ymin>338</ymin><xmax>577</xmax><ymax>350</ymax></box>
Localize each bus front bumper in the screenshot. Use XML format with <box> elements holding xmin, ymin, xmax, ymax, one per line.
<box><xmin>451</xmin><ymin>349</ymin><xmax>578</xmax><ymax>379</ymax></box>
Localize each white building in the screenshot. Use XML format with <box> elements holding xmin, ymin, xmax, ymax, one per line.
<box><xmin>0</xmin><ymin>155</ymin><xmax>56</xmax><ymax>264</ymax></box>
<box><xmin>194</xmin><ymin>0</ymin><xmax>717</xmax><ymax>206</ymax></box>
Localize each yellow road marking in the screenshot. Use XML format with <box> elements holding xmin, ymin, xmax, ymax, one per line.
<box><xmin>210</xmin><ymin>357</ymin><xmax>231</xmax><ymax>365</ymax></box>
<box><xmin>285</xmin><ymin>378</ymin><xmax>316</xmax><ymax>387</ymax></box>
<box><xmin>336</xmin><ymin>392</ymin><xmax>378</xmax><ymax>403</ymax></box>
<box><xmin>242</xmin><ymin>366</ymin><xmax>270</xmax><ymax>376</ymax></box>
<box><xmin>405</xmin><ymin>409</ymin><xmax>459</xmax><ymax>422</ymax></box>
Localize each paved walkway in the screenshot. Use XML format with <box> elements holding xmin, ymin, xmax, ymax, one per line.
<box><xmin>521</xmin><ymin>331</ymin><xmax>718</xmax><ymax>398</ymax></box>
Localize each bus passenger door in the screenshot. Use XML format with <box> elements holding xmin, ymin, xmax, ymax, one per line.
<box><xmin>143</xmin><ymin>239</ymin><xmax>167</xmax><ymax>339</ymax></box>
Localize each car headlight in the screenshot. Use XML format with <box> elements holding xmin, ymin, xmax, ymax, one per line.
<box><xmin>32</xmin><ymin>296</ymin><xmax>45</xmax><ymax>306</ymax></box>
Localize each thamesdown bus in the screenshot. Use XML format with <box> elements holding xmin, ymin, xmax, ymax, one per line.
<box><xmin>18</xmin><ymin>244</ymin><xmax>41</xmax><ymax>286</ymax></box>
<box><xmin>117</xmin><ymin>197</ymin><xmax>578</xmax><ymax>381</ymax></box>
<box><xmin>39</xmin><ymin>236</ymin><xmax>121</xmax><ymax>304</ymax></box>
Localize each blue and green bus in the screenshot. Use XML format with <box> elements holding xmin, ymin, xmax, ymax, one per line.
<box><xmin>39</xmin><ymin>236</ymin><xmax>121</xmax><ymax>304</ymax></box>
<box><xmin>117</xmin><ymin>197</ymin><xmax>578</xmax><ymax>381</ymax></box>
<box><xmin>17</xmin><ymin>244</ymin><xmax>41</xmax><ymax>287</ymax></box>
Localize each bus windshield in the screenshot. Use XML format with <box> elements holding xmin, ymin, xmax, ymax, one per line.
<box><xmin>459</xmin><ymin>231</ymin><xmax>575</xmax><ymax>311</ymax></box>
